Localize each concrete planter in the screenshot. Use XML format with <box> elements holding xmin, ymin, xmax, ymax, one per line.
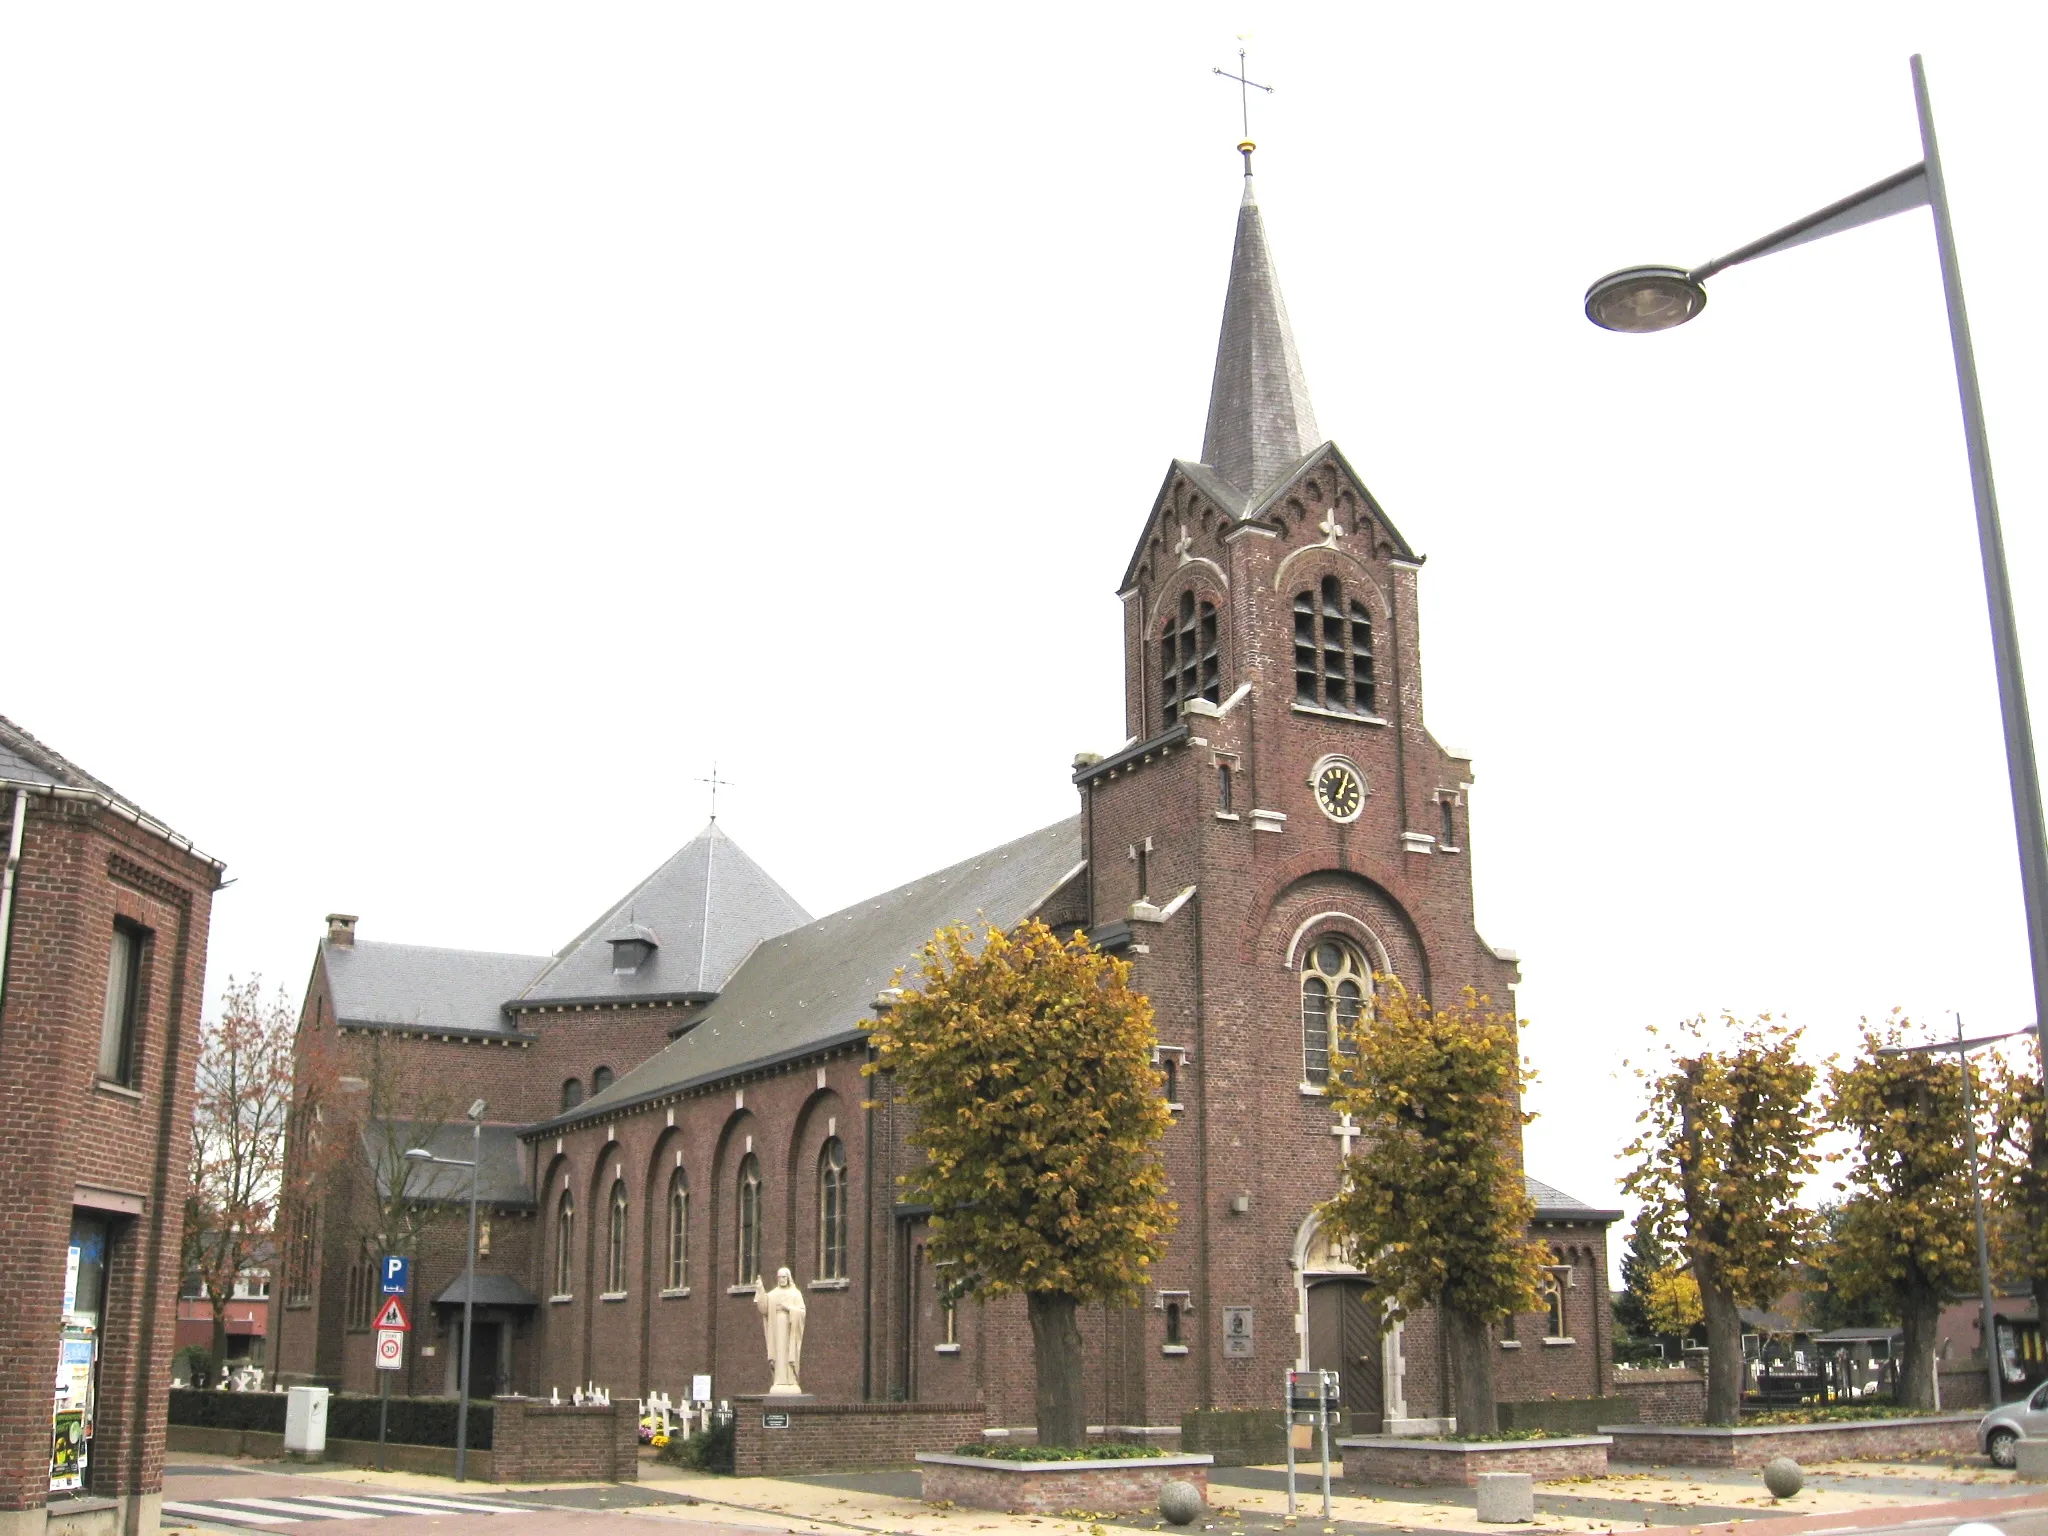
<box><xmin>1337</xmin><ymin>1436</ymin><xmax>1611</xmax><ymax>1487</ymax></box>
<box><xmin>917</xmin><ymin>1452</ymin><xmax>1214</xmax><ymax>1514</ymax></box>
<box><xmin>1598</xmin><ymin>1415</ymin><xmax>1980</xmax><ymax>1468</ymax></box>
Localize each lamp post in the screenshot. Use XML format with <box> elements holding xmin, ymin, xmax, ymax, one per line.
<box><xmin>1878</xmin><ymin>1023</ymin><xmax>2039</xmax><ymax>1409</ymax></box>
<box><xmin>404</xmin><ymin>1096</ymin><xmax>487</xmax><ymax>1482</ymax></box>
<box><xmin>1586</xmin><ymin>57</ymin><xmax>2048</xmax><ymax>1132</ymax></box>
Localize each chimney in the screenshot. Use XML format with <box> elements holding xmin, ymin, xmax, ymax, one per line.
<box><xmin>326</xmin><ymin>913</ymin><xmax>358</xmax><ymax>948</ymax></box>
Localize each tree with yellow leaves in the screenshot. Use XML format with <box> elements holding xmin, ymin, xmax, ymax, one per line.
<box><xmin>1623</xmin><ymin>1015</ymin><xmax>1819</xmax><ymax>1424</ymax></box>
<box><xmin>864</xmin><ymin>920</ymin><xmax>1175</xmax><ymax>1446</ymax></box>
<box><xmin>1825</xmin><ymin>1018</ymin><xmax>1985</xmax><ymax>1408</ymax></box>
<box><xmin>1316</xmin><ymin>981</ymin><xmax>1547</xmax><ymax>1438</ymax></box>
<box><xmin>1986</xmin><ymin>1039</ymin><xmax>2048</xmax><ymax>1367</ymax></box>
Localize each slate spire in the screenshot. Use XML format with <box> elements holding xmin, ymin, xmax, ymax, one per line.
<box><xmin>1200</xmin><ymin>175</ymin><xmax>1320</xmax><ymax>500</ymax></box>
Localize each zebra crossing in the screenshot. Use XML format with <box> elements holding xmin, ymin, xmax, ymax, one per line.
<box><xmin>162</xmin><ymin>1490</ymin><xmax>536</xmax><ymax>1528</ymax></box>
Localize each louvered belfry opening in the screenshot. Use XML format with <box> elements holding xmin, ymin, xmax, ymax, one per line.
<box><xmin>1294</xmin><ymin>574</ymin><xmax>1375</xmax><ymax>715</ymax></box>
<box><xmin>1160</xmin><ymin>589</ymin><xmax>1222</xmax><ymax>728</ymax></box>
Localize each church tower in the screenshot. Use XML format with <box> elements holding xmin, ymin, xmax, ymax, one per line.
<box><xmin>1070</xmin><ymin>159</ymin><xmax>1590</xmax><ymax>1436</ymax></box>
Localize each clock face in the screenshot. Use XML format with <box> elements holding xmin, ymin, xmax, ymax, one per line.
<box><xmin>1314</xmin><ymin>760</ymin><xmax>1364</xmax><ymax>823</ymax></box>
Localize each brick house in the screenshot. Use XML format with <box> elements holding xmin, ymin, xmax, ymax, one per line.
<box><xmin>0</xmin><ymin>717</ymin><xmax>222</xmax><ymax>1535</ymax></box>
<box><xmin>279</xmin><ymin>169</ymin><xmax>1618</xmax><ymax>1436</ymax></box>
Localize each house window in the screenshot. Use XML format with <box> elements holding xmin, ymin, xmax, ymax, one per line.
<box><xmin>1293</xmin><ymin>575</ymin><xmax>1375</xmax><ymax>715</ymax></box>
<box><xmin>99</xmin><ymin>921</ymin><xmax>145</xmax><ymax>1084</ymax></box>
<box><xmin>1163</xmin><ymin>1056</ymin><xmax>1179</xmax><ymax>1104</ymax></box>
<box><xmin>737</xmin><ymin>1154</ymin><xmax>763</xmax><ymax>1285</ymax></box>
<box><xmin>562</xmin><ymin>1078</ymin><xmax>584</xmax><ymax>1113</ymax></box>
<box><xmin>1218</xmin><ymin>763</ymin><xmax>1233</xmax><ymax>814</ymax></box>
<box><xmin>1440</xmin><ymin>798</ymin><xmax>1457</xmax><ymax>850</ymax></box>
<box><xmin>554</xmin><ymin>1191</ymin><xmax>575</xmax><ymax>1298</ymax></box>
<box><xmin>1160</xmin><ymin>590</ymin><xmax>1222</xmax><ymax>728</ymax></box>
<box><xmin>605</xmin><ymin>1179</ymin><xmax>629</xmax><ymax>1294</ymax></box>
<box><xmin>592</xmin><ymin>1066</ymin><xmax>614</xmax><ymax>1096</ymax></box>
<box><xmin>818</xmin><ymin>1138</ymin><xmax>848</xmax><ymax>1281</ymax></box>
<box><xmin>667</xmin><ymin>1168</ymin><xmax>689</xmax><ymax>1291</ymax></box>
<box><xmin>1300</xmin><ymin>937</ymin><xmax>1370</xmax><ymax>1086</ymax></box>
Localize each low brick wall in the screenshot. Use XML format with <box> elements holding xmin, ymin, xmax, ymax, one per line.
<box><xmin>918</xmin><ymin>1453</ymin><xmax>1213</xmax><ymax>1514</ymax></box>
<box><xmin>1600</xmin><ymin>1415</ymin><xmax>1980</xmax><ymax>1468</ymax></box>
<box><xmin>1181</xmin><ymin>1409</ymin><xmax>1285</xmax><ymax>1468</ymax></box>
<box><xmin>166</xmin><ymin>1424</ymin><xmax>496</xmax><ymax>1479</ymax></box>
<box><xmin>1337</xmin><ymin>1437</ymin><xmax>1611</xmax><ymax>1487</ymax></box>
<box><xmin>1612</xmin><ymin>1369</ymin><xmax>1707</xmax><ymax>1426</ymax></box>
<box><xmin>732</xmin><ymin>1399</ymin><xmax>986</xmax><ymax>1476</ymax></box>
<box><xmin>1497</xmin><ymin>1398</ymin><xmax>1637</xmax><ymax>1434</ymax></box>
<box><xmin>490</xmin><ymin>1397</ymin><xmax>638</xmax><ymax>1482</ymax></box>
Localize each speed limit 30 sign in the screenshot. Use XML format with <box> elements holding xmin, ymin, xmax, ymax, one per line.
<box><xmin>374</xmin><ymin>1328</ymin><xmax>405</xmax><ymax>1371</ymax></box>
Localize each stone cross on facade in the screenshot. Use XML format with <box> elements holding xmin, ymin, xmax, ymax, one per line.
<box><xmin>1175</xmin><ymin>524</ymin><xmax>1194</xmax><ymax>564</ymax></box>
<box><xmin>1329</xmin><ymin>1111</ymin><xmax>1360</xmax><ymax>1160</ymax></box>
<box><xmin>1318</xmin><ymin>507</ymin><xmax>1344</xmax><ymax>547</ymax></box>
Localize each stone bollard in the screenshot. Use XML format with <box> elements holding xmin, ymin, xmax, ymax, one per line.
<box><xmin>1476</xmin><ymin>1472</ymin><xmax>1534</xmax><ymax>1524</ymax></box>
<box><xmin>1159</xmin><ymin>1480</ymin><xmax>1205</xmax><ymax>1526</ymax></box>
<box><xmin>1761</xmin><ymin>1457</ymin><xmax>1804</xmax><ymax>1499</ymax></box>
<box><xmin>2016</xmin><ymin>1440</ymin><xmax>2048</xmax><ymax>1482</ymax></box>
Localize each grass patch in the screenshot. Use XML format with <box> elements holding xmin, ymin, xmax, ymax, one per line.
<box><xmin>954</xmin><ymin>1443</ymin><xmax>1168</xmax><ymax>1461</ymax></box>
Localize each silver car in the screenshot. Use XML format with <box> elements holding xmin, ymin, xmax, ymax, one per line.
<box><xmin>1979</xmin><ymin>1379</ymin><xmax>2048</xmax><ymax>1467</ymax></box>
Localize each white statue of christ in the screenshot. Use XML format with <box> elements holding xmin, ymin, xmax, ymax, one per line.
<box><xmin>754</xmin><ymin>1267</ymin><xmax>807</xmax><ymax>1395</ymax></box>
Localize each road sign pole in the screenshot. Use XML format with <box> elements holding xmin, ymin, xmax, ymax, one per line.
<box><xmin>1319</xmin><ymin>1374</ymin><xmax>1333</xmax><ymax>1521</ymax></box>
<box><xmin>378</xmin><ymin>1371</ymin><xmax>389</xmax><ymax>1472</ymax></box>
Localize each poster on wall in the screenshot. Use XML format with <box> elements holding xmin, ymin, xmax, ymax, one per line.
<box><xmin>50</xmin><ymin>1409</ymin><xmax>84</xmax><ymax>1490</ymax></box>
<box><xmin>51</xmin><ymin>1327</ymin><xmax>96</xmax><ymax>1491</ymax></box>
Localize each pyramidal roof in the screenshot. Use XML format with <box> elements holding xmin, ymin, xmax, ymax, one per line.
<box><xmin>1200</xmin><ymin>175</ymin><xmax>1321</xmax><ymax>502</ymax></box>
<box><xmin>518</xmin><ymin>822</ymin><xmax>812</xmax><ymax>1006</ymax></box>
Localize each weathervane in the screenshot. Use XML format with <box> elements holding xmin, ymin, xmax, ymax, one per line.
<box><xmin>697</xmin><ymin>763</ymin><xmax>735</xmax><ymax>821</ymax></box>
<box><xmin>1212</xmin><ymin>44</ymin><xmax>1273</xmax><ymax>174</ymax></box>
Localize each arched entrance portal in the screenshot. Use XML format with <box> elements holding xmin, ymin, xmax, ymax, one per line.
<box><xmin>1294</xmin><ymin>1214</ymin><xmax>1401</xmax><ymax>1435</ymax></box>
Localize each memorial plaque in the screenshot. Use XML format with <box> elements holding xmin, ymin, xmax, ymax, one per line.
<box><xmin>1222</xmin><ymin>1306</ymin><xmax>1254</xmax><ymax>1357</ymax></box>
<box><xmin>762</xmin><ymin>1411</ymin><xmax>791</xmax><ymax>1429</ymax></box>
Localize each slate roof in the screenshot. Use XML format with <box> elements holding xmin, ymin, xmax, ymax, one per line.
<box><xmin>1525</xmin><ymin>1176</ymin><xmax>1622</xmax><ymax>1222</ymax></box>
<box><xmin>1201</xmin><ymin>176</ymin><xmax>1320</xmax><ymax>502</ymax></box>
<box><xmin>517</xmin><ymin>822</ymin><xmax>812</xmax><ymax>1006</ymax></box>
<box><xmin>544</xmin><ymin>816</ymin><xmax>1087</xmax><ymax>1129</ymax></box>
<box><xmin>0</xmin><ymin>713</ymin><xmax>218</xmax><ymax>867</ymax></box>
<box><xmin>326</xmin><ymin>940</ymin><xmax>549</xmax><ymax>1037</ymax></box>
<box><xmin>366</xmin><ymin>1121</ymin><xmax>534</xmax><ymax>1208</ymax></box>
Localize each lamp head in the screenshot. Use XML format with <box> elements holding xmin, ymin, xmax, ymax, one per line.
<box><xmin>403</xmin><ymin>1147</ymin><xmax>433</xmax><ymax>1162</ymax></box>
<box><xmin>1585</xmin><ymin>265</ymin><xmax>1707</xmax><ymax>333</ymax></box>
<box><xmin>468</xmin><ymin>1098</ymin><xmax>487</xmax><ymax>1121</ymax></box>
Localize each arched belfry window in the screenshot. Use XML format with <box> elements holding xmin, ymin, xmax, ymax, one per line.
<box><xmin>1301</xmin><ymin>937</ymin><xmax>1371</xmax><ymax>1087</ymax></box>
<box><xmin>736</xmin><ymin>1154</ymin><xmax>763</xmax><ymax>1286</ymax></box>
<box><xmin>605</xmin><ymin>1178</ymin><xmax>629</xmax><ymax>1294</ymax></box>
<box><xmin>1160</xmin><ymin>590</ymin><xmax>1222</xmax><ymax>728</ymax></box>
<box><xmin>818</xmin><ymin>1138</ymin><xmax>848</xmax><ymax>1281</ymax></box>
<box><xmin>562</xmin><ymin>1078</ymin><xmax>583</xmax><ymax>1112</ymax></box>
<box><xmin>1294</xmin><ymin>575</ymin><xmax>1376</xmax><ymax>715</ymax></box>
<box><xmin>666</xmin><ymin>1167</ymin><xmax>689</xmax><ymax>1292</ymax></box>
<box><xmin>553</xmin><ymin>1190</ymin><xmax>575</xmax><ymax>1298</ymax></box>
<box><xmin>592</xmin><ymin>1066</ymin><xmax>613</xmax><ymax>1096</ymax></box>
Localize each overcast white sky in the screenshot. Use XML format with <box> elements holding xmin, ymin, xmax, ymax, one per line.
<box><xmin>5</xmin><ymin>4</ymin><xmax>2044</xmax><ymax>1264</ymax></box>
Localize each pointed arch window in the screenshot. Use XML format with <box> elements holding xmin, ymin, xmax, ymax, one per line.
<box><xmin>666</xmin><ymin>1167</ymin><xmax>690</xmax><ymax>1292</ymax></box>
<box><xmin>562</xmin><ymin>1078</ymin><xmax>584</xmax><ymax>1113</ymax></box>
<box><xmin>553</xmin><ymin>1191</ymin><xmax>575</xmax><ymax>1298</ymax></box>
<box><xmin>1293</xmin><ymin>575</ymin><xmax>1376</xmax><ymax>715</ymax></box>
<box><xmin>605</xmin><ymin>1178</ymin><xmax>629</xmax><ymax>1295</ymax></box>
<box><xmin>1160</xmin><ymin>590</ymin><xmax>1222</xmax><ymax>728</ymax></box>
<box><xmin>736</xmin><ymin>1154</ymin><xmax>763</xmax><ymax>1286</ymax></box>
<box><xmin>1300</xmin><ymin>937</ymin><xmax>1370</xmax><ymax>1087</ymax></box>
<box><xmin>818</xmin><ymin>1138</ymin><xmax>848</xmax><ymax>1281</ymax></box>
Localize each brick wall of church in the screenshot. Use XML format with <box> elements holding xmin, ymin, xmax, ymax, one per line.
<box><xmin>0</xmin><ymin>795</ymin><xmax>217</xmax><ymax>1518</ymax></box>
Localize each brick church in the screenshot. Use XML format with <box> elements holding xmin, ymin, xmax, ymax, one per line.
<box><xmin>278</xmin><ymin>165</ymin><xmax>1619</xmax><ymax>1435</ymax></box>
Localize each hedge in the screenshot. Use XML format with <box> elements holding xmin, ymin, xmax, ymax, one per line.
<box><xmin>169</xmin><ymin>1390</ymin><xmax>493</xmax><ymax>1450</ymax></box>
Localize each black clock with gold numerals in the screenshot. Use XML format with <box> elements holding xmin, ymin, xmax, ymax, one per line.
<box><xmin>1314</xmin><ymin>760</ymin><xmax>1364</xmax><ymax>822</ymax></box>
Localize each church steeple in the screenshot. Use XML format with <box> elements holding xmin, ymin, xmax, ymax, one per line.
<box><xmin>1201</xmin><ymin>175</ymin><xmax>1321</xmax><ymax>501</ymax></box>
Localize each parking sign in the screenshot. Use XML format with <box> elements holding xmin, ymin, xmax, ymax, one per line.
<box><xmin>380</xmin><ymin>1256</ymin><xmax>409</xmax><ymax>1295</ymax></box>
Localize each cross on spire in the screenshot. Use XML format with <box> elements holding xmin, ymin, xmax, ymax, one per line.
<box><xmin>697</xmin><ymin>763</ymin><xmax>735</xmax><ymax>821</ymax></box>
<box><xmin>1212</xmin><ymin>45</ymin><xmax>1273</xmax><ymax>173</ymax></box>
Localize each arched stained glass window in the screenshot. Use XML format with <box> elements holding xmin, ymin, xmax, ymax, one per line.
<box><xmin>605</xmin><ymin>1179</ymin><xmax>629</xmax><ymax>1294</ymax></box>
<box><xmin>554</xmin><ymin>1191</ymin><xmax>575</xmax><ymax>1298</ymax></box>
<box><xmin>592</xmin><ymin>1066</ymin><xmax>614</xmax><ymax>1095</ymax></box>
<box><xmin>666</xmin><ymin>1167</ymin><xmax>689</xmax><ymax>1292</ymax></box>
<box><xmin>1301</xmin><ymin>937</ymin><xmax>1371</xmax><ymax>1087</ymax></box>
<box><xmin>818</xmin><ymin>1138</ymin><xmax>848</xmax><ymax>1281</ymax></box>
<box><xmin>736</xmin><ymin>1154</ymin><xmax>763</xmax><ymax>1286</ymax></box>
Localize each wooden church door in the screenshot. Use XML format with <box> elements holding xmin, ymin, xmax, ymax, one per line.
<box><xmin>1306</xmin><ymin>1279</ymin><xmax>1384</xmax><ymax>1434</ymax></box>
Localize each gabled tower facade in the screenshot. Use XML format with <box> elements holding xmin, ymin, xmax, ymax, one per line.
<box><xmin>1069</xmin><ymin>167</ymin><xmax>1613</xmax><ymax>1436</ymax></box>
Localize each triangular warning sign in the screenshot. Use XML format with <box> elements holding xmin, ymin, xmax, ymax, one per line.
<box><xmin>372</xmin><ymin>1295</ymin><xmax>410</xmax><ymax>1332</ymax></box>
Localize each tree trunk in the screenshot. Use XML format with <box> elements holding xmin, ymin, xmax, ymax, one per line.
<box><xmin>1026</xmin><ymin>1292</ymin><xmax>1087</xmax><ymax>1447</ymax></box>
<box><xmin>208</xmin><ymin>1298</ymin><xmax>230</xmax><ymax>1390</ymax></box>
<box><xmin>1697</xmin><ymin>1274</ymin><xmax>1744</xmax><ymax>1425</ymax></box>
<box><xmin>1443</xmin><ymin>1302</ymin><xmax>1497</xmax><ymax>1439</ymax></box>
<box><xmin>1896</xmin><ymin>1285</ymin><xmax>1941</xmax><ymax>1409</ymax></box>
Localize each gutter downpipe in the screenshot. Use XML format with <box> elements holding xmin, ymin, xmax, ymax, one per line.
<box><xmin>0</xmin><ymin>787</ymin><xmax>29</xmax><ymax>1016</ymax></box>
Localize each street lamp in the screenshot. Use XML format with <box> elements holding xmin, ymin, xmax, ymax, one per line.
<box><xmin>1879</xmin><ymin>1023</ymin><xmax>2040</xmax><ymax>1409</ymax></box>
<box><xmin>405</xmin><ymin>1096</ymin><xmax>487</xmax><ymax>1482</ymax></box>
<box><xmin>1586</xmin><ymin>57</ymin><xmax>2048</xmax><ymax>1123</ymax></box>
